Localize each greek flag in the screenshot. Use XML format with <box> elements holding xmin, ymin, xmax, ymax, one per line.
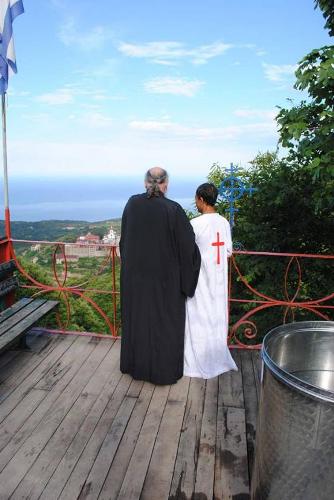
<box><xmin>0</xmin><ymin>0</ymin><xmax>24</xmax><ymax>94</ymax></box>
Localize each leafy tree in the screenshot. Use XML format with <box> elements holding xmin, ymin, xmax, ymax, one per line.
<box><xmin>276</xmin><ymin>0</ymin><xmax>334</xmax><ymax>212</ymax></box>
<box><xmin>316</xmin><ymin>0</ymin><xmax>334</xmax><ymax>35</ymax></box>
<box><xmin>15</xmin><ymin>254</ymin><xmax>121</xmax><ymax>334</ymax></box>
<box><xmin>205</xmin><ymin>154</ymin><xmax>334</xmax><ymax>341</ymax></box>
<box><xmin>233</xmin><ymin>152</ymin><xmax>333</xmax><ymax>254</ymax></box>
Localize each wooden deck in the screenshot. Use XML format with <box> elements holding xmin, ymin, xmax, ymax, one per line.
<box><xmin>0</xmin><ymin>331</ymin><xmax>261</xmax><ymax>500</ymax></box>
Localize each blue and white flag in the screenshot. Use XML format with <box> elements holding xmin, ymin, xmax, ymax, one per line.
<box><xmin>0</xmin><ymin>0</ymin><xmax>24</xmax><ymax>94</ymax></box>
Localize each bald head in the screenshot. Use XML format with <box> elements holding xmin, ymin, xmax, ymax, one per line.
<box><xmin>149</xmin><ymin>166</ymin><xmax>165</xmax><ymax>178</ymax></box>
<box><xmin>144</xmin><ymin>167</ymin><xmax>169</xmax><ymax>198</ymax></box>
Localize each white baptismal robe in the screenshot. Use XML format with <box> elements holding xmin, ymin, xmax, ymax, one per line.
<box><xmin>184</xmin><ymin>213</ymin><xmax>237</xmax><ymax>378</ymax></box>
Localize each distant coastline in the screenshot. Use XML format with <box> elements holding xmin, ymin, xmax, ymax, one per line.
<box><xmin>0</xmin><ymin>176</ymin><xmax>200</xmax><ymax>222</ymax></box>
<box><xmin>0</xmin><ymin>219</ymin><xmax>121</xmax><ymax>242</ymax></box>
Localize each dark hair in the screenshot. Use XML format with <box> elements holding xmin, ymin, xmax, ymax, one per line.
<box><xmin>196</xmin><ymin>183</ymin><xmax>218</xmax><ymax>206</ymax></box>
<box><xmin>145</xmin><ymin>168</ymin><xmax>169</xmax><ymax>198</ymax></box>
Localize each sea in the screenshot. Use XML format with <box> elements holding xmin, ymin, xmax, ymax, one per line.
<box><xmin>0</xmin><ymin>176</ymin><xmax>203</xmax><ymax>222</ymax></box>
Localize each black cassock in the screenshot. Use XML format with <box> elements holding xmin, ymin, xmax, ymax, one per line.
<box><xmin>120</xmin><ymin>193</ymin><xmax>201</xmax><ymax>385</ymax></box>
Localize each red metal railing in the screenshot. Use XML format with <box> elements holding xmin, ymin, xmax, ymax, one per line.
<box><xmin>0</xmin><ymin>237</ymin><xmax>120</xmax><ymax>336</ymax></box>
<box><xmin>0</xmin><ymin>237</ymin><xmax>333</xmax><ymax>347</ymax></box>
<box><xmin>229</xmin><ymin>250</ymin><xmax>334</xmax><ymax>348</ymax></box>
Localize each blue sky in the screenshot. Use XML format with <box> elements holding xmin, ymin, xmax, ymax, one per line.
<box><xmin>5</xmin><ymin>0</ymin><xmax>332</xmax><ymax>181</ymax></box>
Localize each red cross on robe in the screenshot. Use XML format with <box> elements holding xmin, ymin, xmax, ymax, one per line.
<box><xmin>211</xmin><ymin>232</ymin><xmax>225</xmax><ymax>264</ymax></box>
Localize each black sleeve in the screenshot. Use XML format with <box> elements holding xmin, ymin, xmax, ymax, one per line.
<box><xmin>175</xmin><ymin>205</ymin><xmax>201</xmax><ymax>297</ymax></box>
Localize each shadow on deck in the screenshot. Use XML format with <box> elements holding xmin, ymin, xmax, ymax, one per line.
<box><xmin>0</xmin><ymin>331</ymin><xmax>261</xmax><ymax>500</ymax></box>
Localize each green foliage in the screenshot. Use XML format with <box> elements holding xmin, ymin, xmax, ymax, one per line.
<box><xmin>15</xmin><ymin>254</ymin><xmax>121</xmax><ymax>335</ymax></box>
<box><xmin>315</xmin><ymin>0</ymin><xmax>334</xmax><ymax>35</ymax></box>
<box><xmin>205</xmin><ymin>153</ymin><xmax>334</xmax><ymax>340</ymax></box>
<box><xmin>208</xmin><ymin>152</ymin><xmax>334</xmax><ymax>254</ymax></box>
<box><xmin>234</xmin><ymin>152</ymin><xmax>333</xmax><ymax>254</ymax></box>
<box><xmin>276</xmin><ymin>1</ymin><xmax>334</xmax><ymax>212</ymax></box>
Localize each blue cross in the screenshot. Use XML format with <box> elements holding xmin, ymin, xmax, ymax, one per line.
<box><xmin>218</xmin><ymin>163</ymin><xmax>257</xmax><ymax>230</ymax></box>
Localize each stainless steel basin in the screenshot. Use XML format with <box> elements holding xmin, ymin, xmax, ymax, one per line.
<box><xmin>251</xmin><ymin>321</ymin><xmax>334</xmax><ymax>500</ymax></box>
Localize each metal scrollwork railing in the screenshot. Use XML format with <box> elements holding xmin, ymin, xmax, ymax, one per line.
<box><xmin>8</xmin><ymin>238</ymin><xmax>120</xmax><ymax>337</ymax></box>
<box><xmin>0</xmin><ymin>238</ymin><xmax>333</xmax><ymax>347</ymax></box>
<box><xmin>228</xmin><ymin>250</ymin><xmax>334</xmax><ymax>348</ymax></box>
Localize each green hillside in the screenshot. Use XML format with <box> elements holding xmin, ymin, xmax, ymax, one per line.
<box><xmin>0</xmin><ymin>219</ymin><xmax>122</xmax><ymax>242</ymax></box>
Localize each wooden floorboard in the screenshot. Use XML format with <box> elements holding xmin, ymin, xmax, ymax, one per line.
<box><xmin>169</xmin><ymin>377</ymin><xmax>206</xmax><ymax>500</ymax></box>
<box><xmin>240</xmin><ymin>350</ymin><xmax>260</xmax><ymax>485</ymax></box>
<box><xmin>0</xmin><ymin>335</ymin><xmax>89</xmax><ymax>472</ymax></box>
<box><xmin>0</xmin><ymin>333</ymin><xmax>260</xmax><ymax>500</ymax></box>
<box><xmin>193</xmin><ymin>377</ymin><xmax>218</xmax><ymax>499</ymax></box>
<box><xmin>117</xmin><ymin>384</ymin><xmax>171</xmax><ymax>500</ymax></box>
<box><xmin>214</xmin><ymin>356</ymin><xmax>249</xmax><ymax>500</ymax></box>
<box><xmin>99</xmin><ymin>382</ymin><xmax>155</xmax><ymax>500</ymax></box>
<box><xmin>141</xmin><ymin>376</ymin><xmax>190</xmax><ymax>500</ymax></box>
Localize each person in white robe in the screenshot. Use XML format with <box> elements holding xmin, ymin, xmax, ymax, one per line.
<box><xmin>184</xmin><ymin>183</ymin><xmax>238</xmax><ymax>378</ymax></box>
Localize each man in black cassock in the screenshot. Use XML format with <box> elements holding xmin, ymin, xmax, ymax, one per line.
<box><xmin>120</xmin><ymin>167</ymin><xmax>201</xmax><ymax>385</ymax></box>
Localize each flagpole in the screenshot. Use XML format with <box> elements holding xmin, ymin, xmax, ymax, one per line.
<box><xmin>1</xmin><ymin>93</ymin><xmax>11</xmax><ymax>239</ymax></box>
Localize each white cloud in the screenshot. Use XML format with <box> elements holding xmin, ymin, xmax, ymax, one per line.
<box><xmin>256</xmin><ymin>50</ymin><xmax>267</xmax><ymax>57</ymax></box>
<box><xmin>129</xmin><ymin>118</ymin><xmax>277</xmax><ymax>140</ymax></box>
<box><xmin>58</xmin><ymin>18</ymin><xmax>113</xmax><ymax>50</ymax></box>
<box><xmin>34</xmin><ymin>84</ymin><xmax>116</xmax><ymax>106</ymax></box>
<box><xmin>74</xmin><ymin>58</ymin><xmax>119</xmax><ymax>80</ymax></box>
<box><xmin>35</xmin><ymin>89</ymin><xmax>74</xmax><ymax>105</ymax></box>
<box><xmin>8</xmin><ymin>110</ymin><xmax>278</xmax><ymax>180</ymax></box>
<box><xmin>262</xmin><ymin>63</ymin><xmax>296</xmax><ymax>82</ymax></box>
<box><xmin>7</xmin><ymin>89</ymin><xmax>30</xmax><ymax>97</ymax></box>
<box><xmin>81</xmin><ymin>111</ymin><xmax>113</xmax><ymax>128</ymax></box>
<box><xmin>144</xmin><ymin>77</ymin><xmax>204</xmax><ymax>97</ymax></box>
<box><xmin>118</xmin><ymin>40</ymin><xmax>232</xmax><ymax>65</ymax></box>
<box><xmin>234</xmin><ymin>108</ymin><xmax>277</xmax><ymax>120</ymax></box>
<box><xmin>130</xmin><ymin>120</ymin><xmax>187</xmax><ymax>134</ymax></box>
<box><xmin>151</xmin><ymin>59</ymin><xmax>178</xmax><ymax>66</ymax></box>
<box><xmin>8</xmin><ymin>135</ymin><xmax>277</xmax><ymax>180</ymax></box>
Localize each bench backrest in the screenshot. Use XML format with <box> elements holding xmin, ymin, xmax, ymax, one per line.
<box><xmin>0</xmin><ymin>260</ymin><xmax>19</xmax><ymax>309</ymax></box>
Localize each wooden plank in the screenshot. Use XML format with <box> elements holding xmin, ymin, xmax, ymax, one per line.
<box><xmin>193</xmin><ymin>377</ymin><xmax>218</xmax><ymax>500</ymax></box>
<box><xmin>141</xmin><ymin>376</ymin><xmax>190</xmax><ymax>500</ymax></box>
<box><xmin>10</xmin><ymin>339</ymin><xmax>116</xmax><ymax>500</ymax></box>
<box><xmin>0</xmin><ymin>350</ymin><xmax>43</xmax><ymax>386</ymax></box>
<box><xmin>0</xmin><ymin>337</ymin><xmax>119</xmax><ymax>500</ymax></box>
<box><xmin>214</xmin><ymin>401</ymin><xmax>250</xmax><ymax>499</ymax></box>
<box><xmin>98</xmin><ymin>382</ymin><xmax>155</xmax><ymax>500</ymax></box>
<box><xmin>23</xmin><ymin>342</ymin><xmax>122</xmax><ymax>500</ymax></box>
<box><xmin>77</xmin><ymin>390</ymin><xmax>140</xmax><ymax>499</ymax></box>
<box><xmin>0</xmin><ymin>299</ymin><xmax>47</xmax><ymax>336</ymax></box>
<box><xmin>57</xmin><ymin>373</ymin><xmax>132</xmax><ymax>500</ymax></box>
<box><xmin>34</xmin><ymin>346</ymin><xmax>76</xmax><ymax>391</ymax></box>
<box><xmin>0</xmin><ymin>388</ymin><xmax>47</xmax><ymax>452</ymax></box>
<box><xmin>169</xmin><ymin>377</ymin><xmax>206</xmax><ymax>500</ymax></box>
<box><xmin>117</xmin><ymin>384</ymin><xmax>171</xmax><ymax>500</ymax></box>
<box><xmin>0</xmin><ymin>276</ymin><xmax>18</xmax><ymax>299</ymax></box>
<box><xmin>219</xmin><ymin>350</ymin><xmax>244</xmax><ymax>408</ymax></box>
<box><xmin>240</xmin><ymin>350</ymin><xmax>259</xmax><ymax>483</ymax></box>
<box><xmin>0</xmin><ymin>336</ymin><xmax>106</xmax><ymax>497</ymax></box>
<box><xmin>0</xmin><ymin>298</ymin><xmax>32</xmax><ymax>324</ymax></box>
<box><xmin>0</xmin><ymin>331</ymin><xmax>56</xmax><ymax>385</ymax></box>
<box><xmin>0</xmin><ymin>300</ymin><xmax>58</xmax><ymax>351</ymax></box>
<box><xmin>0</xmin><ymin>336</ymin><xmax>85</xmax><ymax>467</ymax></box>
<box><xmin>0</xmin><ymin>333</ymin><xmax>74</xmax><ymax>420</ymax></box>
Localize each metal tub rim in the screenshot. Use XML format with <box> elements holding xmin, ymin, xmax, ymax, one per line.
<box><xmin>262</xmin><ymin>320</ymin><xmax>334</xmax><ymax>404</ymax></box>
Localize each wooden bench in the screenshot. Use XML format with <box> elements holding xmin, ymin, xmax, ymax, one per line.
<box><xmin>0</xmin><ymin>259</ymin><xmax>59</xmax><ymax>353</ymax></box>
